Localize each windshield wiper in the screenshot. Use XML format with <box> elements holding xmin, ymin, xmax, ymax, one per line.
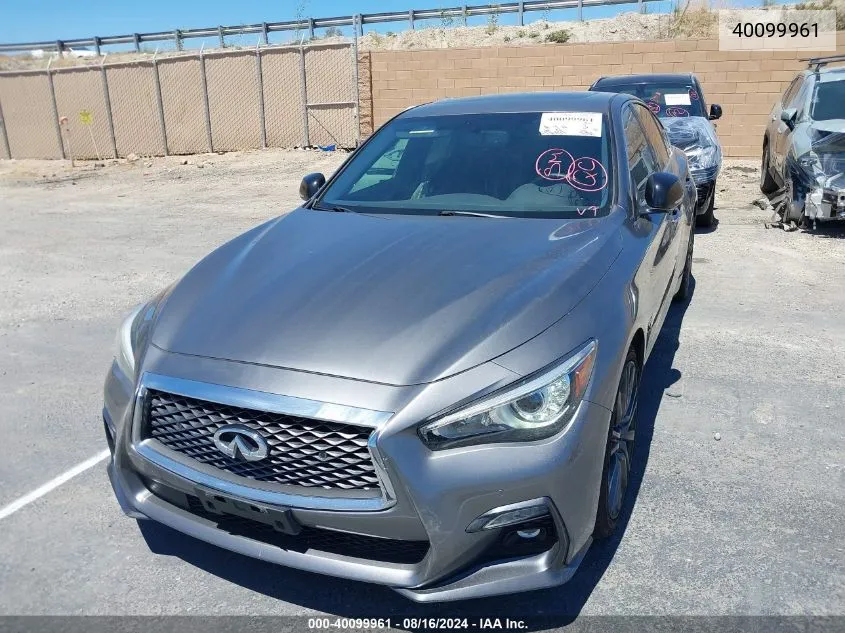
<box><xmin>438</xmin><ymin>210</ymin><xmax>512</xmax><ymax>218</ymax></box>
<box><xmin>312</xmin><ymin>202</ymin><xmax>354</xmax><ymax>213</ymax></box>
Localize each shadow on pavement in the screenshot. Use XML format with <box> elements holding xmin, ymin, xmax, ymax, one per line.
<box><xmin>695</xmin><ymin>217</ymin><xmax>720</xmax><ymax>234</ymax></box>
<box><xmin>139</xmin><ymin>283</ymin><xmax>694</xmax><ymax>628</ymax></box>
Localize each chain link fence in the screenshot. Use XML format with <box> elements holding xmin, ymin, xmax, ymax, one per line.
<box><xmin>0</xmin><ymin>41</ymin><xmax>362</xmax><ymax>160</ymax></box>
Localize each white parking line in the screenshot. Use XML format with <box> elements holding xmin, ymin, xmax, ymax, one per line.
<box><xmin>0</xmin><ymin>449</ymin><xmax>110</xmax><ymax>521</ymax></box>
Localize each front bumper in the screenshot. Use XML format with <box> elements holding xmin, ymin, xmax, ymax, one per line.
<box><xmin>104</xmin><ymin>353</ymin><xmax>611</xmax><ymax>602</ymax></box>
<box><xmin>805</xmin><ymin>186</ymin><xmax>845</xmax><ymax>222</ymax></box>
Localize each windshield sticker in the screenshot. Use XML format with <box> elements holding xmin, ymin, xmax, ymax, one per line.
<box><xmin>665</xmin><ymin>93</ymin><xmax>692</xmax><ymax>106</ymax></box>
<box><xmin>665</xmin><ymin>106</ymin><xmax>690</xmax><ymax>117</ymax></box>
<box><xmin>647</xmin><ymin>101</ymin><xmax>661</xmax><ymax>114</ymax></box>
<box><xmin>568</xmin><ymin>157</ymin><xmax>609</xmax><ymax>192</ymax></box>
<box><xmin>535</xmin><ymin>149</ymin><xmax>609</xmax><ymax>192</ymax></box>
<box><xmin>539</xmin><ymin>112</ymin><xmax>603</xmax><ymax>137</ymax></box>
<box><xmin>536</xmin><ymin>148</ymin><xmax>575</xmax><ymax>181</ymax></box>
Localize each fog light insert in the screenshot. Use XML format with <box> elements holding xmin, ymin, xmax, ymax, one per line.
<box><xmin>466</xmin><ymin>498</ymin><xmax>550</xmax><ymax>533</ymax></box>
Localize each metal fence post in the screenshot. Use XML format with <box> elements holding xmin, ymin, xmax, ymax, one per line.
<box><xmin>255</xmin><ymin>45</ymin><xmax>267</xmax><ymax>149</ymax></box>
<box><xmin>261</xmin><ymin>22</ymin><xmax>269</xmax><ymax>45</ymax></box>
<box><xmin>152</xmin><ymin>59</ymin><xmax>168</xmax><ymax>155</ymax></box>
<box><xmin>518</xmin><ymin>1</ymin><xmax>524</xmax><ymax>26</ymax></box>
<box><xmin>198</xmin><ymin>48</ymin><xmax>214</xmax><ymax>152</ymax></box>
<box><xmin>462</xmin><ymin>6</ymin><xmax>468</xmax><ymax>26</ymax></box>
<box><xmin>638</xmin><ymin>0</ymin><xmax>643</xmax><ymax>12</ymax></box>
<box><xmin>218</xmin><ymin>26</ymin><xmax>225</xmax><ymax>48</ymax></box>
<box><xmin>308</xmin><ymin>18</ymin><xmax>315</xmax><ymax>41</ymax></box>
<box><xmin>46</xmin><ymin>66</ymin><xmax>65</xmax><ymax>159</ymax></box>
<box><xmin>93</xmin><ymin>36</ymin><xmax>101</xmax><ymax>56</ymax></box>
<box><xmin>99</xmin><ymin>60</ymin><xmax>118</xmax><ymax>158</ymax></box>
<box><xmin>352</xmin><ymin>41</ymin><xmax>360</xmax><ymax>147</ymax></box>
<box><xmin>174</xmin><ymin>30</ymin><xmax>183</xmax><ymax>51</ymax></box>
<box><xmin>409</xmin><ymin>10</ymin><xmax>415</xmax><ymax>30</ymax></box>
<box><xmin>0</xmin><ymin>94</ymin><xmax>11</xmax><ymax>159</ymax></box>
<box><xmin>133</xmin><ymin>33</ymin><xmax>141</xmax><ymax>52</ymax></box>
<box><xmin>299</xmin><ymin>45</ymin><xmax>310</xmax><ymax>147</ymax></box>
<box><xmin>578</xmin><ymin>0</ymin><xmax>583</xmax><ymax>21</ymax></box>
<box><xmin>356</xmin><ymin>14</ymin><xmax>363</xmax><ymax>37</ymax></box>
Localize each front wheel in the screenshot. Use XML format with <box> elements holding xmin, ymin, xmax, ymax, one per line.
<box><xmin>696</xmin><ymin>189</ymin><xmax>715</xmax><ymax>227</ymax></box>
<box><xmin>594</xmin><ymin>347</ymin><xmax>640</xmax><ymax>539</ymax></box>
<box><xmin>673</xmin><ymin>229</ymin><xmax>694</xmax><ymax>303</ymax></box>
<box><xmin>761</xmin><ymin>142</ymin><xmax>778</xmax><ymax>194</ymax></box>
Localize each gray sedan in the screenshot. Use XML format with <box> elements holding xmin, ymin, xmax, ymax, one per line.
<box><xmin>103</xmin><ymin>91</ymin><xmax>696</xmax><ymax>602</ymax></box>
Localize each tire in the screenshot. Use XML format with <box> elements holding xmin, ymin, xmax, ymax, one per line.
<box><xmin>782</xmin><ymin>177</ymin><xmax>801</xmax><ymax>224</ymax></box>
<box><xmin>761</xmin><ymin>142</ymin><xmax>778</xmax><ymax>195</ymax></box>
<box><xmin>695</xmin><ymin>188</ymin><xmax>715</xmax><ymax>228</ymax></box>
<box><xmin>594</xmin><ymin>347</ymin><xmax>640</xmax><ymax>539</ymax></box>
<box><xmin>673</xmin><ymin>229</ymin><xmax>694</xmax><ymax>303</ymax></box>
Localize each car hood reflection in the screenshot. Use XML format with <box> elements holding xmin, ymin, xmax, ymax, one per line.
<box><xmin>151</xmin><ymin>208</ymin><xmax>623</xmax><ymax>386</ymax></box>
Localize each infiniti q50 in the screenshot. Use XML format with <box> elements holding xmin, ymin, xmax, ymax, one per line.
<box><xmin>103</xmin><ymin>91</ymin><xmax>696</xmax><ymax>602</ymax></box>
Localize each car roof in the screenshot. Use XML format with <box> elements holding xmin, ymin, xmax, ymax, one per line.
<box><xmin>591</xmin><ymin>73</ymin><xmax>696</xmax><ymax>87</ymax></box>
<box><xmin>400</xmin><ymin>91</ymin><xmax>622</xmax><ymax>118</ymax></box>
<box><xmin>797</xmin><ymin>65</ymin><xmax>845</xmax><ymax>79</ymax></box>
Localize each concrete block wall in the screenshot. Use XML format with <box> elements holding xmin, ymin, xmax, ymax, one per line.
<box><xmin>368</xmin><ymin>33</ymin><xmax>845</xmax><ymax>158</ymax></box>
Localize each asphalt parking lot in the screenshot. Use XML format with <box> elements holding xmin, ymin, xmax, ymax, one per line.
<box><xmin>0</xmin><ymin>151</ymin><xmax>843</xmax><ymax>624</ymax></box>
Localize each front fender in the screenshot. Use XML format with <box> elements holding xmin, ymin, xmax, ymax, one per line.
<box><xmin>493</xmin><ymin>245</ymin><xmax>642</xmax><ymax>415</ymax></box>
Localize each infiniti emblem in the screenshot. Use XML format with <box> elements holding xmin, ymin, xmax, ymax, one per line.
<box><xmin>212</xmin><ymin>424</ymin><xmax>269</xmax><ymax>462</ymax></box>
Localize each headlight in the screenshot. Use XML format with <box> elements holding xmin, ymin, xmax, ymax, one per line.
<box><xmin>798</xmin><ymin>152</ymin><xmax>820</xmax><ymax>170</ymax></box>
<box><xmin>114</xmin><ymin>304</ymin><xmax>145</xmax><ymax>378</ymax></box>
<box><xmin>112</xmin><ymin>285</ymin><xmax>175</xmax><ymax>378</ymax></box>
<box><xmin>419</xmin><ymin>340</ymin><xmax>597</xmax><ymax>450</ymax></box>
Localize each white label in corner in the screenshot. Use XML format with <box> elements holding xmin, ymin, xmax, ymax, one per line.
<box><xmin>539</xmin><ymin>112</ymin><xmax>603</xmax><ymax>137</ymax></box>
<box><xmin>664</xmin><ymin>93</ymin><xmax>692</xmax><ymax>106</ymax></box>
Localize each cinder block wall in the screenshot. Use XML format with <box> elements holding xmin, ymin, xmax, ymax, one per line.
<box><xmin>368</xmin><ymin>33</ymin><xmax>845</xmax><ymax>158</ymax></box>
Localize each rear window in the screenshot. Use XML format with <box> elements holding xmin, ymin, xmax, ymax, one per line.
<box><xmin>318</xmin><ymin>112</ymin><xmax>614</xmax><ymax>219</ymax></box>
<box><xmin>811</xmin><ymin>77</ymin><xmax>845</xmax><ymax>121</ymax></box>
<box><xmin>596</xmin><ymin>82</ymin><xmax>706</xmax><ymax>119</ymax></box>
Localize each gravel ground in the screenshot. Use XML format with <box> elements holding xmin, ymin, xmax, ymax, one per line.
<box><xmin>0</xmin><ymin>150</ymin><xmax>843</xmax><ymax>625</ymax></box>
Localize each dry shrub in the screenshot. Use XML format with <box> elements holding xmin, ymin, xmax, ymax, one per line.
<box><xmin>669</xmin><ymin>0</ymin><xmax>719</xmax><ymax>38</ymax></box>
<box><xmin>795</xmin><ymin>0</ymin><xmax>845</xmax><ymax>30</ymax></box>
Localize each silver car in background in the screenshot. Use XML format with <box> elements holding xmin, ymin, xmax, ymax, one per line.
<box><xmin>761</xmin><ymin>55</ymin><xmax>845</xmax><ymax>229</ymax></box>
<box><xmin>104</xmin><ymin>92</ymin><xmax>696</xmax><ymax>601</ymax></box>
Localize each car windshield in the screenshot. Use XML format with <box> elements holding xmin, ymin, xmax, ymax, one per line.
<box><xmin>810</xmin><ymin>76</ymin><xmax>845</xmax><ymax>121</ymax></box>
<box><xmin>598</xmin><ymin>82</ymin><xmax>706</xmax><ymax>119</ymax></box>
<box><xmin>317</xmin><ymin>112</ymin><xmax>614</xmax><ymax>219</ymax></box>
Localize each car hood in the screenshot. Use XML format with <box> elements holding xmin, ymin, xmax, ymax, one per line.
<box><xmin>151</xmin><ymin>208</ymin><xmax>622</xmax><ymax>386</ymax></box>
<box><xmin>661</xmin><ymin>117</ymin><xmax>722</xmax><ymax>184</ymax></box>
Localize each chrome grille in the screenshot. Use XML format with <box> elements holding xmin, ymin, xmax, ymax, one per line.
<box><xmin>142</xmin><ymin>389</ymin><xmax>380</xmax><ymax>491</ymax></box>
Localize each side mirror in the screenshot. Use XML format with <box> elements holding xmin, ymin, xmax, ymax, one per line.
<box><xmin>709</xmin><ymin>104</ymin><xmax>722</xmax><ymax>120</ymax></box>
<box><xmin>299</xmin><ymin>172</ymin><xmax>326</xmax><ymax>201</ymax></box>
<box><xmin>780</xmin><ymin>108</ymin><xmax>797</xmax><ymax>130</ymax></box>
<box><xmin>643</xmin><ymin>172</ymin><xmax>684</xmax><ymax>213</ymax></box>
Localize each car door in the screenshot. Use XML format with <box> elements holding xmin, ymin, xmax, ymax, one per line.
<box><xmin>773</xmin><ymin>76</ymin><xmax>806</xmax><ymax>179</ymax></box>
<box><xmin>623</xmin><ymin>104</ymin><xmax>681</xmax><ymax>349</ymax></box>
<box><xmin>768</xmin><ymin>77</ymin><xmax>798</xmax><ymax>179</ymax></box>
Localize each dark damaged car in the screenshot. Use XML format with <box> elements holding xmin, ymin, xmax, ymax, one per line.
<box><xmin>761</xmin><ymin>55</ymin><xmax>845</xmax><ymax>229</ymax></box>
<box><xmin>591</xmin><ymin>73</ymin><xmax>723</xmax><ymax>227</ymax></box>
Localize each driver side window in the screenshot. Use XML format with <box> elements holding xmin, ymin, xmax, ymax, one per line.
<box><xmin>781</xmin><ymin>78</ymin><xmax>801</xmax><ymax>107</ymax></box>
<box><xmin>623</xmin><ymin>106</ymin><xmax>658</xmax><ymax>209</ymax></box>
